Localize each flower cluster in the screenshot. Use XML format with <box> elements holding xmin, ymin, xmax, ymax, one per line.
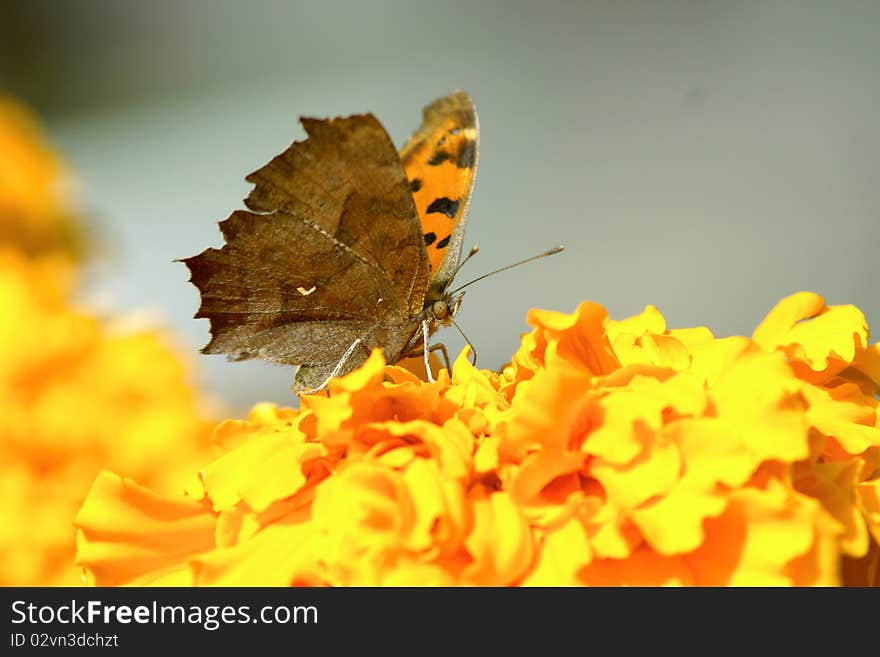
<box><xmin>0</xmin><ymin>97</ymin><xmax>212</xmax><ymax>585</ymax></box>
<box><xmin>76</xmin><ymin>294</ymin><xmax>880</xmax><ymax>585</ymax></box>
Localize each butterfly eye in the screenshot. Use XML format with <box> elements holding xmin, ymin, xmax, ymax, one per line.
<box><xmin>432</xmin><ymin>300</ymin><xmax>449</xmax><ymax>319</ymax></box>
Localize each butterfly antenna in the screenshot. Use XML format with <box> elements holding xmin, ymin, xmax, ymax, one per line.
<box><xmin>451</xmin><ymin>318</ymin><xmax>478</xmax><ymax>366</ymax></box>
<box><xmin>447</xmin><ymin>244</ymin><xmax>480</xmax><ymax>284</ymax></box>
<box><xmin>448</xmin><ymin>245</ymin><xmax>564</xmax><ymax>295</ymax></box>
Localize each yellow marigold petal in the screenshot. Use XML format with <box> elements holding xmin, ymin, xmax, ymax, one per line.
<box><xmin>375</xmin><ymin>444</ymin><xmax>418</xmax><ymax>469</ymax></box>
<box><xmin>584</xmin><ymin>373</ymin><xmax>706</xmax><ymax>465</ymax></box>
<box><xmin>612</xmin><ymin>332</ymin><xmax>692</xmax><ymax>371</ymax></box>
<box><xmin>473</xmin><ymin>435</ymin><xmax>500</xmax><ymax>474</ymax></box>
<box><xmin>372</xmin><ymin>419</ymin><xmax>473</xmax><ymax>481</ymax></box>
<box><xmin>507</xmin><ymin>326</ymin><xmax>546</xmax><ymax>382</ymax></box>
<box><xmin>629</xmin><ymin>485</ymin><xmax>728</xmax><ymax>555</ymax></box>
<box><xmin>605</xmin><ymin>304</ymin><xmax>667</xmax><ymax>336</ymax></box>
<box><xmin>795</xmin><ymin>460</ymin><xmax>869</xmax><ymax>557</ymax></box>
<box><xmin>193</xmin><ymin>513</ymin><xmax>319</xmax><ymax>586</ymax></box>
<box><xmin>591</xmin><ymin>440</ymin><xmax>681</xmax><ymax>510</ymax></box>
<box><xmin>586</xmin><ymin>502</ymin><xmax>642</xmax><ymax>559</ymax></box>
<box><xmin>700</xmin><ymin>342</ymin><xmax>810</xmax><ymax>464</ymax></box>
<box><xmin>685</xmin><ymin>481</ymin><xmax>841</xmax><ymax>586</ymax></box>
<box><xmin>688</xmin><ymin>335</ymin><xmax>753</xmax><ymax>385</ymax></box>
<box><xmin>450</xmin><ymin>345</ymin><xmax>494</xmax><ymax>390</ymax></box>
<box><xmin>803</xmin><ymin>383</ymin><xmax>880</xmax><ymax>455</ymax></box>
<box><xmin>75</xmin><ymin>471</ymin><xmax>216</xmax><ymax>586</ymax></box>
<box><xmin>447</xmin><ymin>349</ymin><xmax>510</xmax><ymax>432</ymax></box>
<box><xmin>310</xmin><ymin>462</ymin><xmax>415</xmax><ymax>584</ymax></box>
<box><xmin>329</xmin><ymin>348</ymin><xmax>388</xmax><ymax>393</ymax></box>
<box><xmin>626</xmin><ymin>412</ymin><xmax>798</xmax><ymax>556</ymax></box>
<box><xmin>753</xmin><ymin>292</ymin><xmax>827</xmax><ymax>348</ymax></box>
<box><xmin>579</xmin><ymin>545</ymin><xmax>694</xmax><ymax>586</ymax></box>
<box><xmin>667</xmin><ymin>326</ymin><xmax>715</xmax><ymax>351</ymax></box>
<box><xmin>521</xmin><ymin>517</ymin><xmax>593</xmax><ymax>586</ymax></box>
<box><xmin>464</xmin><ymin>491</ymin><xmax>534</xmax><ymax>586</ymax></box>
<box><xmin>753</xmin><ymin>292</ymin><xmax>868</xmax><ymax>376</ymax></box>
<box><xmin>201</xmin><ymin>428</ymin><xmax>324</xmax><ymax>513</ymax></box>
<box><xmin>671</xmin><ymin>418</ymin><xmax>756</xmax><ymax>489</ymax></box>
<box><xmin>605</xmin><ymin>305</ymin><xmax>693</xmax><ymax>372</ymax></box>
<box><xmin>401</xmin><ymin>458</ymin><xmax>467</xmax><ymax>555</ymax></box>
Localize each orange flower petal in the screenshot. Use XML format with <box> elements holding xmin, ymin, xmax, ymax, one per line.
<box><xmin>527</xmin><ymin>301</ymin><xmax>620</xmax><ymax>374</ymax></box>
<box><xmin>500</xmin><ymin>361</ymin><xmax>593</xmax><ymax>455</ymax></box>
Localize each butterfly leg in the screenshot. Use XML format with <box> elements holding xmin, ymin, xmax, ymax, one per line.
<box><xmin>421</xmin><ymin>320</ymin><xmax>435</xmax><ymax>383</ymax></box>
<box><xmin>297</xmin><ymin>337</ymin><xmax>368</xmax><ymax>395</ymax></box>
<box><xmin>428</xmin><ymin>342</ymin><xmax>452</xmax><ymax>374</ymax></box>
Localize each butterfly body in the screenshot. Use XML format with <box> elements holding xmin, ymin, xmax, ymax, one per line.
<box><xmin>183</xmin><ymin>92</ymin><xmax>478</xmax><ymax>391</ymax></box>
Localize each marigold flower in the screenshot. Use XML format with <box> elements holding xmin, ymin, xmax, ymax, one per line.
<box><xmin>0</xmin><ymin>99</ymin><xmax>212</xmax><ymax>585</ymax></box>
<box><xmin>0</xmin><ymin>251</ymin><xmax>213</xmax><ymax>585</ymax></box>
<box><xmin>75</xmin><ymin>293</ymin><xmax>880</xmax><ymax>586</ymax></box>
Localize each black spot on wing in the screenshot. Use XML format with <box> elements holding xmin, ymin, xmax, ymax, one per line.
<box><xmin>409</xmin><ymin>178</ymin><xmax>422</xmax><ymax>193</ymax></box>
<box><xmin>456</xmin><ymin>139</ymin><xmax>476</xmax><ymax>169</ymax></box>
<box><xmin>428</xmin><ymin>151</ymin><xmax>451</xmax><ymax>166</ymax></box>
<box><xmin>426</xmin><ymin>197</ymin><xmax>460</xmax><ymax>218</ymax></box>
<box><xmin>436</xmin><ymin>235</ymin><xmax>451</xmax><ymax>249</ymax></box>
<box><xmin>424</xmin><ymin>232</ymin><xmax>437</xmax><ymax>246</ymax></box>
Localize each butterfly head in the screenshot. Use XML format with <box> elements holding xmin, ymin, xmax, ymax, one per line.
<box><xmin>428</xmin><ymin>292</ymin><xmax>463</xmax><ymax>327</ymax></box>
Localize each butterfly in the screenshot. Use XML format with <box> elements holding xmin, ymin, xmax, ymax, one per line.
<box><xmin>182</xmin><ymin>91</ymin><xmax>482</xmax><ymax>392</ymax></box>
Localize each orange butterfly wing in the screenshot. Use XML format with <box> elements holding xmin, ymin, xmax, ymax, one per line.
<box><xmin>400</xmin><ymin>91</ymin><xmax>478</xmax><ymax>287</ymax></box>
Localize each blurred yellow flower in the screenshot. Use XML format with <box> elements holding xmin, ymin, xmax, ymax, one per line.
<box><xmin>0</xmin><ymin>99</ymin><xmax>212</xmax><ymax>586</ymax></box>
<box><xmin>75</xmin><ymin>294</ymin><xmax>880</xmax><ymax>586</ymax></box>
<box><xmin>0</xmin><ymin>251</ymin><xmax>212</xmax><ymax>586</ymax></box>
<box><xmin>0</xmin><ymin>96</ymin><xmax>81</xmax><ymax>259</ymax></box>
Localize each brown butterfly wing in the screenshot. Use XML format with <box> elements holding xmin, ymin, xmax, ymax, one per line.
<box><xmin>182</xmin><ymin>114</ymin><xmax>431</xmax><ymax>390</ymax></box>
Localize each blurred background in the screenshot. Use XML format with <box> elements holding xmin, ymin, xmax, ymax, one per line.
<box><xmin>2</xmin><ymin>0</ymin><xmax>878</xmax><ymax>414</ymax></box>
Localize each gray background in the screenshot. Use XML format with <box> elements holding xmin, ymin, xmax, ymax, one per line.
<box><xmin>2</xmin><ymin>1</ymin><xmax>878</xmax><ymax>413</ymax></box>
